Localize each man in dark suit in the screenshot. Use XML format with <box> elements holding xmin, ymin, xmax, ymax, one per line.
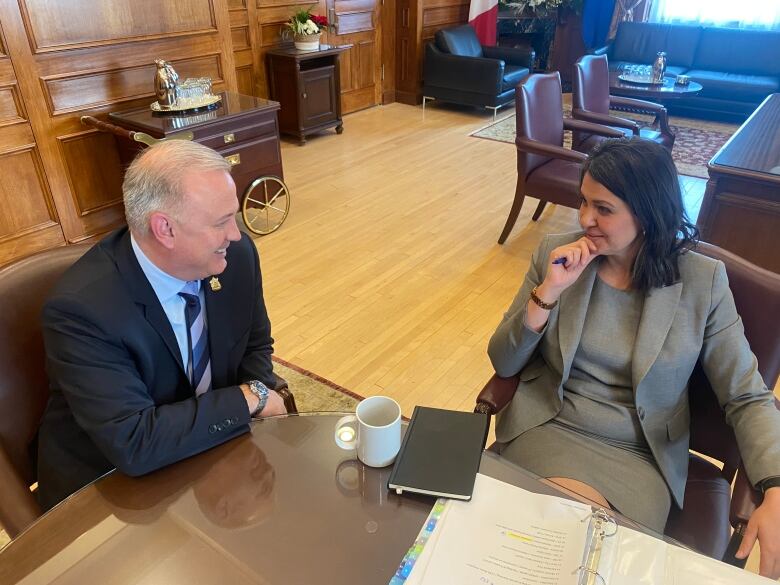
<box><xmin>37</xmin><ymin>139</ymin><xmax>286</xmax><ymax>509</ymax></box>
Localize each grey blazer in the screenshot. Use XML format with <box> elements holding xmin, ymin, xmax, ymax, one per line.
<box><xmin>488</xmin><ymin>232</ymin><xmax>780</xmax><ymax>508</ymax></box>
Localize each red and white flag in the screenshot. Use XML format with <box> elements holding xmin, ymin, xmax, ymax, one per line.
<box><xmin>468</xmin><ymin>0</ymin><xmax>498</xmax><ymax>46</ymax></box>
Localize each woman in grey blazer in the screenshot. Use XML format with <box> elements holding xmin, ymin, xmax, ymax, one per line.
<box><xmin>488</xmin><ymin>138</ymin><xmax>780</xmax><ymax>577</ymax></box>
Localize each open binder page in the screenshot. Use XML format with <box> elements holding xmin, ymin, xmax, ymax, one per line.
<box><xmin>601</xmin><ymin>525</ymin><xmax>774</xmax><ymax>585</ymax></box>
<box><xmin>406</xmin><ymin>473</ymin><xmax>592</xmax><ymax>585</ymax></box>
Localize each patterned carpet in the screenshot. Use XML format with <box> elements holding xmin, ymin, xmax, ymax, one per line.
<box><xmin>470</xmin><ymin>105</ymin><xmax>739</xmax><ymax>179</ymax></box>
<box><xmin>0</xmin><ymin>359</ymin><xmax>361</xmax><ymax>550</ymax></box>
<box><xmin>272</xmin><ymin>357</ymin><xmax>363</xmax><ymax>413</ymax></box>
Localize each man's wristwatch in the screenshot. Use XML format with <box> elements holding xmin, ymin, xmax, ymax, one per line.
<box><xmin>246</xmin><ymin>380</ymin><xmax>270</xmax><ymax>417</ymax></box>
<box><xmin>759</xmin><ymin>476</ymin><xmax>780</xmax><ymax>493</ymax></box>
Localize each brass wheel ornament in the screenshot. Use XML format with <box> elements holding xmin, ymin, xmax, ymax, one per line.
<box><xmin>241</xmin><ymin>176</ymin><xmax>291</xmax><ymax>235</ymax></box>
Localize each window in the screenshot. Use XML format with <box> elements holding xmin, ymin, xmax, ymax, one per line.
<box><xmin>650</xmin><ymin>0</ymin><xmax>780</xmax><ymax>30</ymax></box>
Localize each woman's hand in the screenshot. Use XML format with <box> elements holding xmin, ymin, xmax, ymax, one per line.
<box><xmin>524</xmin><ymin>237</ymin><xmax>600</xmax><ymax>332</ymax></box>
<box><xmin>539</xmin><ymin>237</ymin><xmax>599</xmax><ymax>297</ymax></box>
<box><xmin>736</xmin><ymin>487</ymin><xmax>780</xmax><ymax>579</ymax></box>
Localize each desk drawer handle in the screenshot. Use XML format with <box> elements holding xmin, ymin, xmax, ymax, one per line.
<box><xmin>224</xmin><ymin>133</ymin><xmax>235</xmax><ymax>144</ymax></box>
<box><xmin>225</xmin><ymin>154</ymin><xmax>241</xmax><ymax>166</ymax></box>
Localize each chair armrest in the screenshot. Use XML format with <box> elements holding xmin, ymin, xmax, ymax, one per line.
<box><xmin>563</xmin><ymin>118</ymin><xmax>625</xmax><ymax>139</ymax></box>
<box><xmin>721</xmin><ymin>465</ymin><xmax>763</xmax><ymax>567</ymax></box>
<box><xmin>273</xmin><ymin>373</ymin><xmax>298</xmax><ymax>414</ymax></box>
<box><xmin>610</xmin><ymin>96</ymin><xmax>672</xmax><ymax>135</ymax></box>
<box><xmin>572</xmin><ymin>108</ymin><xmax>639</xmax><ymax>134</ymax></box>
<box><xmin>0</xmin><ymin>446</ymin><xmax>42</xmax><ymax>538</ymax></box>
<box><xmin>730</xmin><ymin>465</ymin><xmax>763</xmax><ymax>529</ymax></box>
<box><xmin>474</xmin><ymin>374</ymin><xmax>520</xmax><ymax>415</ymax></box>
<box><xmin>424</xmin><ymin>43</ymin><xmax>503</xmax><ymax>94</ymax></box>
<box><xmin>516</xmin><ymin>137</ymin><xmax>588</xmax><ymax>164</ymax></box>
<box><xmin>610</xmin><ymin>95</ymin><xmax>665</xmax><ymax>114</ymax></box>
<box><xmin>483</xmin><ymin>45</ymin><xmax>535</xmax><ymax>68</ymax></box>
<box><xmin>722</xmin><ymin>397</ymin><xmax>780</xmax><ymax>565</ymax></box>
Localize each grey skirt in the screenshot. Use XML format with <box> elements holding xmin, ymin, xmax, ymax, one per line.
<box><xmin>499</xmin><ymin>421</ymin><xmax>672</xmax><ymax>533</ymax></box>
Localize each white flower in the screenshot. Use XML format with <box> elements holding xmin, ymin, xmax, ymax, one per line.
<box><xmin>303</xmin><ymin>19</ymin><xmax>319</xmax><ymax>34</ymax></box>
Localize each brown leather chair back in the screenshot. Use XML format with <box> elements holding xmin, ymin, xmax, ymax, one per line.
<box><xmin>0</xmin><ymin>244</ymin><xmax>90</xmax><ymax>533</ymax></box>
<box><xmin>687</xmin><ymin>242</ymin><xmax>780</xmax><ymax>479</ymax></box>
<box><xmin>573</xmin><ymin>54</ymin><xmax>611</xmax><ymax>115</ymax></box>
<box><xmin>516</xmin><ymin>72</ymin><xmax>565</xmax><ymax>177</ymax></box>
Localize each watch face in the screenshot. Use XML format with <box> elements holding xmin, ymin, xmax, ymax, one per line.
<box><xmin>251</xmin><ymin>381</ymin><xmax>269</xmax><ymax>397</ymax></box>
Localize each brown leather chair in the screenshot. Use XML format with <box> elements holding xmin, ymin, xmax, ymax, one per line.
<box><xmin>0</xmin><ymin>244</ymin><xmax>296</xmax><ymax>538</ymax></box>
<box><xmin>499</xmin><ymin>72</ymin><xmax>623</xmax><ymax>245</ymax></box>
<box><xmin>572</xmin><ymin>54</ymin><xmax>675</xmax><ymax>154</ymax></box>
<box><xmin>0</xmin><ymin>244</ymin><xmax>90</xmax><ymax>538</ymax></box>
<box><xmin>475</xmin><ymin>242</ymin><xmax>780</xmax><ymax>563</ymax></box>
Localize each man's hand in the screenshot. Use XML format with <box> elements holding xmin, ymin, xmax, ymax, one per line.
<box><xmin>240</xmin><ymin>385</ymin><xmax>287</xmax><ymax>418</ymax></box>
<box><xmin>736</xmin><ymin>487</ymin><xmax>780</xmax><ymax>579</ymax></box>
<box><xmin>258</xmin><ymin>390</ymin><xmax>287</xmax><ymax>417</ymax></box>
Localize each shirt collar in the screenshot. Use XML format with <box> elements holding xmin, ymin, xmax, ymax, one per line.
<box><xmin>130</xmin><ymin>234</ymin><xmax>196</xmax><ymax>303</ymax></box>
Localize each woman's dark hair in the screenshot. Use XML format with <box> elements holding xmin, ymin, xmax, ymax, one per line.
<box><xmin>581</xmin><ymin>137</ymin><xmax>698</xmax><ymax>291</ymax></box>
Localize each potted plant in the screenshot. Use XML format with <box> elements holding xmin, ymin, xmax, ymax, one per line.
<box><xmin>286</xmin><ymin>6</ymin><xmax>330</xmax><ymax>51</ymax></box>
<box><xmin>499</xmin><ymin>0</ymin><xmax>582</xmax><ymax>18</ymax></box>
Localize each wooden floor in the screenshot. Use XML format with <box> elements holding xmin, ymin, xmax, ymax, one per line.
<box><xmin>250</xmin><ymin>102</ymin><xmax>707</xmax><ymax>417</ymax></box>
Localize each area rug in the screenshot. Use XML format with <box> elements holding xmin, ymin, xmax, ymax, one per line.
<box><xmin>273</xmin><ymin>356</ymin><xmax>363</xmax><ymax>412</ymax></box>
<box><xmin>470</xmin><ymin>105</ymin><xmax>739</xmax><ymax>179</ymax></box>
<box><xmin>0</xmin><ymin>358</ymin><xmax>361</xmax><ymax>551</ymax></box>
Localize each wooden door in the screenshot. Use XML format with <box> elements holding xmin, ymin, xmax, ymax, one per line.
<box><xmin>325</xmin><ymin>0</ymin><xmax>382</xmax><ymax>113</ymax></box>
<box><xmin>301</xmin><ymin>66</ymin><xmax>339</xmax><ymax>127</ymax></box>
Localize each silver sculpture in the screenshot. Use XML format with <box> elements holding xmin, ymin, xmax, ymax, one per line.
<box><xmin>154</xmin><ymin>59</ymin><xmax>179</xmax><ymax>107</ymax></box>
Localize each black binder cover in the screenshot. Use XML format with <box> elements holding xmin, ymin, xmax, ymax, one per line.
<box><xmin>387</xmin><ymin>406</ymin><xmax>489</xmax><ymax>501</ymax></box>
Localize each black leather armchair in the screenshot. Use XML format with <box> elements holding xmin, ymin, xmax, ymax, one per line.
<box><xmin>423</xmin><ymin>24</ymin><xmax>534</xmax><ymax>117</ymax></box>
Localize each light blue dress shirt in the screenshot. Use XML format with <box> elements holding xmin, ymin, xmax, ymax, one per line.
<box><xmin>130</xmin><ymin>235</ymin><xmax>206</xmax><ymax>371</ymax></box>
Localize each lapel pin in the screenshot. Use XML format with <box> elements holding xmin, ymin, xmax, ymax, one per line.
<box><xmin>209</xmin><ymin>277</ymin><xmax>222</xmax><ymax>292</ymax></box>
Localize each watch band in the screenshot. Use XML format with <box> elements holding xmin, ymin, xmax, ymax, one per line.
<box><xmin>247</xmin><ymin>380</ymin><xmax>270</xmax><ymax>417</ymax></box>
<box><xmin>759</xmin><ymin>476</ymin><xmax>780</xmax><ymax>493</ymax></box>
<box><xmin>530</xmin><ymin>286</ymin><xmax>558</xmax><ymax>310</ymax></box>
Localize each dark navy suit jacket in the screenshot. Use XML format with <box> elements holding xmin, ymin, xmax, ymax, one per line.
<box><xmin>37</xmin><ymin>228</ymin><xmax>275</xmax><ymax>509</ymax></box>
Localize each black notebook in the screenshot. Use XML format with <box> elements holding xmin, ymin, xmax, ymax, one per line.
<box><xmin>387</xmin><ymin>406</ymin><xmax>489</xmax><ymax>501</ymax></box>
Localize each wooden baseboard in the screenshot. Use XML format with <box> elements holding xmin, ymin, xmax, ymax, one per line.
<box><xmin>394</xmin><ymin>90</ymin><xmax>421</xmax><ymax>105</ymax></box>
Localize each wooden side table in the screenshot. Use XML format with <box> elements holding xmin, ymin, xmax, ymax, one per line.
<box><xmin>266</xmin><ymin>45</ymin><xmax>350</xmax><ymax>145</ymax></box>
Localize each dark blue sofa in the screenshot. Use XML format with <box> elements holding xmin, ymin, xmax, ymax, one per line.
<box><xmin>597</xmin><ymin>22</ymin><xmax>780</xmax><ymax>121</ymax></box>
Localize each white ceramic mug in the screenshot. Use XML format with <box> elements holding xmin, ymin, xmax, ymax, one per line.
<box><xmin>334</xmin><ymin>396</ymin><xmax>402</xmax><ymax>467</ymax></box>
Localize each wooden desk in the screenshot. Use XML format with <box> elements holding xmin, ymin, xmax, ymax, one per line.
<box><xmin>697</xmin><ymin>94</ymin><xmax>780</xmax><ymax>273</ymax></box>
<box><xmin>0</xmin><ymin>414</ymin><xmax>660</xmax><ymax>585</ymax></box>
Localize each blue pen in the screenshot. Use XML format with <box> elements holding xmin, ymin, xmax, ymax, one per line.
<box><xmin>552</xmin><ymin>257</ymin><xmax>567</xmax><ymax>265</ymax></box>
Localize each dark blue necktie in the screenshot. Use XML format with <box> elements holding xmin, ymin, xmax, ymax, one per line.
<box><xmin>179</xmin><ymin>281</ymin><xmax>212</xmax><ymax>395</ymax></box>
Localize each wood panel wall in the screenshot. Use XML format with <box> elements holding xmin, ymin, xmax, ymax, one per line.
<box><xmin>0</xmin><ymin>0</ymin><xmax>389</xmax><ymax>265</ymax></box>
<box><xmin>395</xmin><ymin>0</ymin><xmax>467</xmax><ymax>104</ymax></box>
<box><xmin>0</xmin><ymin>0</ymin><xmax>239</xmax><ymax>265</ymax></box>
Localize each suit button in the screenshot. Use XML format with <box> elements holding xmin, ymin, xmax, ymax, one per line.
<box><xmin>208</xmin><ymin>424</ymin><xmax>217</xmax><ymax>434</ymax></box>
<box><xmin>223</xmin><ymin>418</ymin><xmax>232</xmax><ymax>427</ymax></box>
<box><xmin>230</xmin><ymin>417</ymin><xmax>239</xmax><ymax>424</ymax></box>
<box><xmin>637</xmin><ymin>407</ymin><xmax>645</xmax><ymax>421</ymax></box>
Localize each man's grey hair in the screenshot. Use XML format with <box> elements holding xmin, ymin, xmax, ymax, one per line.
<box><xmin>123</xmin><ymin>140</ymin><xmax>231</xmax><ymax>234</ymax></box>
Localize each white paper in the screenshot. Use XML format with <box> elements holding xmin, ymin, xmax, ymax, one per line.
<box><xmin>666</xmin><ymin>544</ymin><xmax>775</xmax><ymax>585</ymax></box>
<box><xmin>408</xmin><ymin>474</ymin><xmax>592</xmax><ymax>585</ymax></box>
<box><xmin>603</xmin><ymin>525</ymin><xmax>775</xmax><ymax>585</ymax></box>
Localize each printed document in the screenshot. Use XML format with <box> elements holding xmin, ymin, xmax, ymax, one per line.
<box><xmin>406</xmin><ymin>474</ymin><xmax>591</xmax><ymax>585</ymax></box>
